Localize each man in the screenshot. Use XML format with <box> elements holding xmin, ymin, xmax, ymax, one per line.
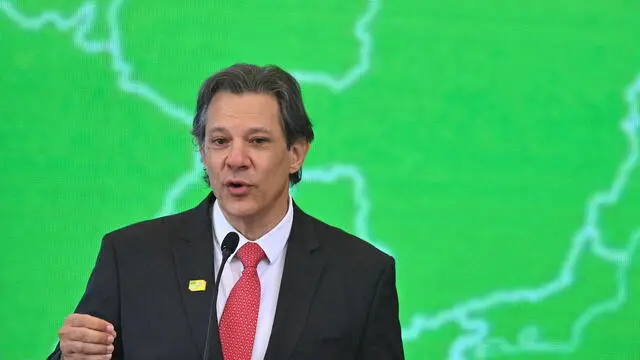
<box><xmin>49</xmin><ymin>64</ymin><xmax>404</xmax><ymax>360</ymax></box>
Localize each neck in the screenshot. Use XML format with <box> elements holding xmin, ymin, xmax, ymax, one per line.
<box><xmin>224</xmin><ymin>193</ymin><xmax>289</xmax><ymax>241</ymax></box>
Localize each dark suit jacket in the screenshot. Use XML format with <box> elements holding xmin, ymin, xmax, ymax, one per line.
<box><xmin>48</xmin><ymin>193</ymin><xmax>404</xmax><ymax>359</ymax></box>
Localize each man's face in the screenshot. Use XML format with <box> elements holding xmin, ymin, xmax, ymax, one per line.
<box><xmin>200</xmin><ymin>91</ymin><xmax>308</xmax><ymax>224</ymax></box>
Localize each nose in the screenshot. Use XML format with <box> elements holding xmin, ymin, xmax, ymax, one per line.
<box><xmin>225</xmin><ymin>141</ymin><xmax>250</xmax><ymax>169</ymax></box>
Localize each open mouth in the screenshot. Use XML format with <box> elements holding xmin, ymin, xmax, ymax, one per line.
<box><xmin>225</xmin><ymin>180</ymin><xmax>251</xmax><ymax>195</ymax></box>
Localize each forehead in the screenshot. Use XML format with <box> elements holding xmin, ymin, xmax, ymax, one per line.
<box><xmin>206</xmin><ymin>91</ymin><xmax>282</xmax><ymax>130</ymax></box>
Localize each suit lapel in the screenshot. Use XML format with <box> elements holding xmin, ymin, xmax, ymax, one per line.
<box><xmin>264</xmin><ymin>203</ymin><xmax>326</xmax><ymax>360</ymax></box>
<box><xmin>172</xmin><ymin>193</ymin><xmax>222</xmax><ymax>359</ymax></box>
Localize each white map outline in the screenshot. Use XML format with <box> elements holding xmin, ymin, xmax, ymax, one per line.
<box><xmin>1</xmin><ymin>0</ymin><xmax>638</xmax><ymax>358</ymax></box>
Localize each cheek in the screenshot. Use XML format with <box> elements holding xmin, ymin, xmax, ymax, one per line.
<box><xmin>264</xmin><ymin>153</ymin><xmax>291</xmax><ymax>176</ymax></box>
<box><xmin>202</xmin><ymin>151</ymin><xmax>222</xmax><ymax>168</ymax></box>
<box><xmin>202</xmin><ymin>155</ymin><xmax>222</xmax><ymax>181</ymax></box>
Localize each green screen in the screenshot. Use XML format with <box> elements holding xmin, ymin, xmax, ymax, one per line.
<box><xmin>1</xmin><ymin>0</ymin><xmax>640</xmax><ymax>359</ymax></box>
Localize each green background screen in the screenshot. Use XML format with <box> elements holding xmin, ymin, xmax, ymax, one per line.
<box><xmin>2</xmin><ymin>0</ymin><xmax>640</xmax><ymax>359</ymax></box>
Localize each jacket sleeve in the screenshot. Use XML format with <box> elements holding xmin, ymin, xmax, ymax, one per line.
<box><xmin>356</xmin><ymin>257</ymin><xmax>405</xmax><ymax>359</ymax></box>
<box><xmin>47</xmin><ymin>235</ymin><xmax>124</xmax><ymax>360</ymax></box>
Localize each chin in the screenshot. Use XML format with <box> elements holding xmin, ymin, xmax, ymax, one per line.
<box><xmin>219</xmin><ymin>197</ymin><xmax>260</xmax><ymax>219</ymax></box>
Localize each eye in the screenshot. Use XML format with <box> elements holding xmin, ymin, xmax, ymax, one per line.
<box><xmin>209</xmin><ymin>137</ymin><xmax>228</xmax><ymax>146</ymax></box>
<box><xmin>250</xmin><ymin>137</ymin><xmax>269</xmax><ymax>145</ymax></box>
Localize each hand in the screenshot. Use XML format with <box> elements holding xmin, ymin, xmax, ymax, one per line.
<box><xmin>58</xmin><ymin>314</ymin><xmax>116</xmax><ymax>360</ymax></box>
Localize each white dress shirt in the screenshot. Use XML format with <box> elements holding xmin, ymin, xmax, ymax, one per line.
<box><xmin>212</xmin><ymin>197</ymin><xmax>293</xmax><ymax>360</ymax></box>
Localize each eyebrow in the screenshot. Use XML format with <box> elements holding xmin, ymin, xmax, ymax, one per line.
<box><xmin>246</xmin><ymin>127</ymin><xmax>272</xmax><ymax>136</ymax></box>
<box><xmin>207</xmin><ymin>127</ymin><xmax>226</xmax><ymax>135</ymax></box>
<box><xmin>207</xmin><ymin>126</ymin><xmax>273</xmax><ymax>136</ymax></box>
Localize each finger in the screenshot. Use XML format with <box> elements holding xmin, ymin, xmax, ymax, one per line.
<box><xmin>64</xmin><ymin>327</ymin><xmax>114</xmax><ymax>345</ymax></box>
<box><xmin>105</xmin><ymin>323</ymin><xmax>117</xmax><ymax>337</ymax></box>
<box><xmin>65</xmin><ymin>355</ymin><xmax>113</xmax><ymax>360</ymax></box>
<box><xmin>62</xmin><ymin>340</ymin><xmax>114</xmax><ymax>355</ymax></box>
<box><xmin>65</xmin><ymin>314</ymin><xmax>114</xmax><ymax>332</ymax></box>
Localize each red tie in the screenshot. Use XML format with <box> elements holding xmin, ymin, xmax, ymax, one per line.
<box><xmin>219</xmin><ymin>242</ymin><xmax>265</xmax><ymax>360</ymax></box>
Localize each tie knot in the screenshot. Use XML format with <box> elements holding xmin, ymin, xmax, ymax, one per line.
<box><xmin>236</xmin><ymin>242</ymin><xmax>265</xmax><ymax>268</ymax></box>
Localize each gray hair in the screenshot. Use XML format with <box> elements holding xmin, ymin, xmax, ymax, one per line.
<box><xmin>192</xmin><ymin>63</ymin><xmax>314</xmax><ymax>185</ymax></box>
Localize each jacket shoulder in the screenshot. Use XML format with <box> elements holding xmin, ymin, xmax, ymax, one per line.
<box><xmin>303</xmin><ymin>210</ymin><xmax>394</xmax><ymax>268</ymax></box>
<box><xmin>103</xmin><ymin>205</ymin><xmax>200</xmax><ymax>245</ymax></box>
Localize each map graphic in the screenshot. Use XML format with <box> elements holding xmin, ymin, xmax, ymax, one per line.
<box><xmin>1</xmin><ymin>1</ymin><xmax>639</xmax><ymax>359</ymax></box>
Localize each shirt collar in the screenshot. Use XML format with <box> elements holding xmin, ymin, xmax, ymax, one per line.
<box><xmin>212</xmin><ymin>196</ymin><xmax>293</xmax><ymax>264</ymax></box>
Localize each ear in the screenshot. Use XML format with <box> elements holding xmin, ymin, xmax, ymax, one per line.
<box><xmin>199</xmin><ymin>144</ymin><xmax>206</xmax><ymax>162</ymax></box>
<box><xmin>288</xmin><ymin>140</ymin><xmax>310</xmax><ymax>174</ymax></box>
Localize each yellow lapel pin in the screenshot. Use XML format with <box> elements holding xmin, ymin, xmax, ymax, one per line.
<box><xmin>188</xmin><ymin>279</ymin><xmax>207</xmax><ymax>292</ymax></box>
